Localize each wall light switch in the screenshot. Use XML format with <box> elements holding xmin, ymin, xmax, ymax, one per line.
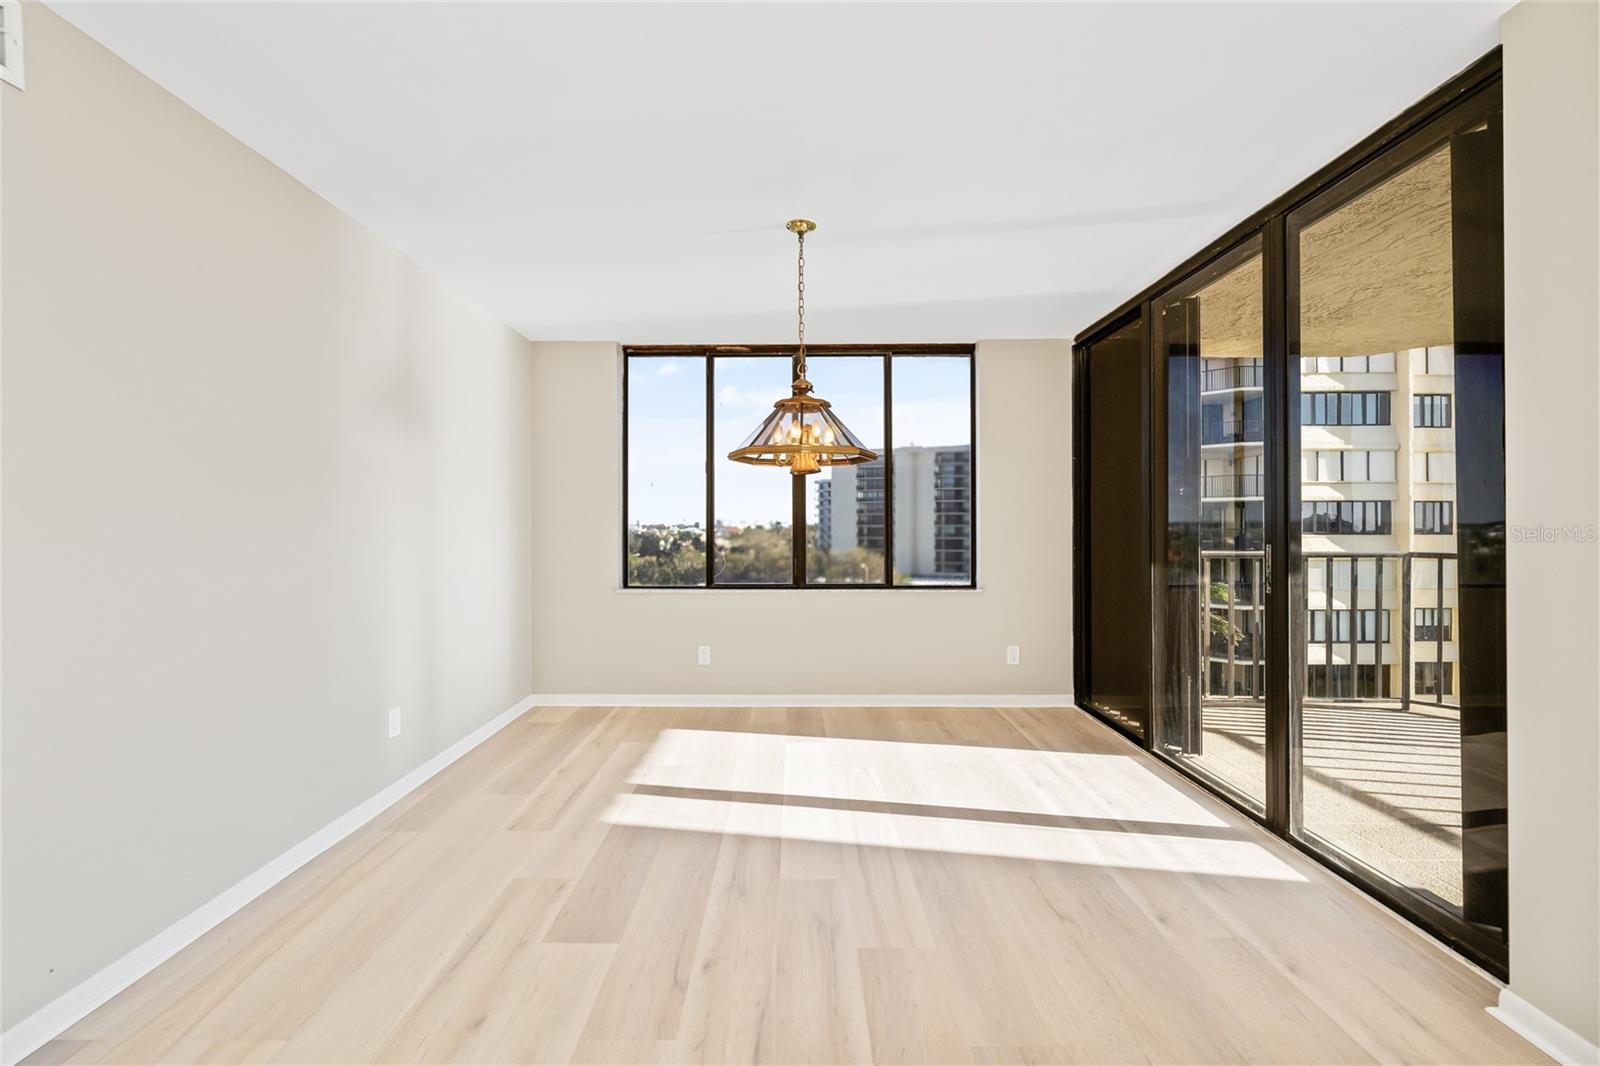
<box><xmin>387</xmin><ymin>706</ymin><xmax>402</xmax><ymax>738</ymax></box>
<box><xmin>697</xmin><ymin>645</ymin><xmax>712</xmax><ymax>667</ymax></box>
<box><xmin>1006</xmin><ymin>645</ymin><xmax>1021</xmax><ymax>666</ymax></box>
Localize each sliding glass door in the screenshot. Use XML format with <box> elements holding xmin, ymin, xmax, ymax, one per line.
<box><xmin>1073</xmin><ymin>56</ymin><xmax>1507</xmax><ymax>974</ymax></box>
<box><xmin>1287</xmin><ymin>83</ymin><xmax>1506</xmax><ymax>950</ymax></box>
<box><xmin>1153</xmin><ymin>239</ymin><xmax>1272</xmax><ymax>811</ymax></box>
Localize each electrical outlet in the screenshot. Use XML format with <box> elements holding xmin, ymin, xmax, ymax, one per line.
<box><xmin>697</xmin><ymin>645</ymin><xmax>712</xmax><ymax>667</ymax></box>
<box><xmin>1006</xmin><ymin>645</ymin><xmax>1021</xmax><ymax>666</ymax></box>
<box><xmin>387</xmin><ymin>706</ymin><xmax>402</xmax><ymax>739</ymax></box>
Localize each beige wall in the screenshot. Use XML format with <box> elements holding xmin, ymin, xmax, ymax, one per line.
<box><xmin>530</xmin><ymin>340</ymin><xmax>1071</xmax><ymax>698</ymax></box>
<box><xmin>1</xmin><ymin>6</ymin><xmax>535</xmax><ymax>1030</ymax></box>
<box><xmin>1502</xmin><ymin>0</ymin><xmax>1600</xmax><ymax>1048</ymax></box>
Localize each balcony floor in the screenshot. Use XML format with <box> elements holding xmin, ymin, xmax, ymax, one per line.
<box><xmin>1181</xmin><ymin>699</ymin><xmax>1463</xmax><ymax>910</ymax></box>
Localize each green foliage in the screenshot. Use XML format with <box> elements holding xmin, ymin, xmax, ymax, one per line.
<box><xmin>716</xmin><ymin>523</ymin><xmax>792</xmax><ymax>583</ymax></box>
<box><xmin>630</xmin><ymin>523</ymin><xmax>892</xmax><ymax>585</ymax></box>
<box><xmin>809</xmin><ymin>545</ymin><xmax>885</xmax><ymax>585</ymax></box>
<box><xmin>1209</xmin><ymin>580</ymin><xmax>1245</xmax><ymax>644</ymax></box>
<box><xmin>627</xmin><ymin>525</ymin><xmax>707</xmax><ymax>586</ymax></box>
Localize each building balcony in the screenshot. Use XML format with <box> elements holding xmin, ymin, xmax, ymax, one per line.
<box><xmin>1201</xmin><ymin>417</ymin><xmax>1264</xmax><ymax>446</ymax></box>
<box><xmin>1203</xmin><ymin>473</ymin><xmax>1264</xmax><ymax>498</ymax></box>
<box><xmin>1200</xmin><ymin>360</ymin><xmax>1265</xmax><ymax>393</ymax></box>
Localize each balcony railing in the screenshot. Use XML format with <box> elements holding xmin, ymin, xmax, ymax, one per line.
<box><xmin>1201</xmin><ymin>360</ymin><xmax>1264</xmax><ymax>392</ymax></box>
<box><xmin>1195</xmin><ymin>549</ymin><xmax>1463</xmax><ymax>710</ymax></box>
<box><xmin>1201</xmin><ymin>416</ymin><xmax>1264</xmax><ymax>445</ymax></box>
<box><xmin>1203</xmin><ymin>473</ymin><xmax>1264</xmax><ymax>497</ymax></box>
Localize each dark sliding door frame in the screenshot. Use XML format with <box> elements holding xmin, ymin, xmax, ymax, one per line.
<box><xmin>1071</xmin><ymin>48</ymin><xmax>1508</xmax><ymax>977</ymax></box>
<box><xmin>1072</xmin><ymin>308</ymin><xmax>1152</xmax><ymax>742</ymax></box>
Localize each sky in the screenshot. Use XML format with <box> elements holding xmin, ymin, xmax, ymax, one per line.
<box><xmin>628</xmin><ymin>354</ymin><xmax>972</xmax><ymax>527</ymax></box>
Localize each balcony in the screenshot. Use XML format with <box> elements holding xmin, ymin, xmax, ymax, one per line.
<box><xmin>1201</xmin><ymin>416</ymin><xmax>1264</xmax><ymax>446</ymax></box>
<box><xmin>1203</xmin><ymin>472</ymin><xmax>1264</xmax><ymax>498</ymax></box>
<box><xmin>1201</xmin><ymin>359</ymin><xmax>1264</xmax><ymax>393</ymax></box>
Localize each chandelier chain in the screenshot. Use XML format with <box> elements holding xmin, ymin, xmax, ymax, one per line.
<box><xmin>796</xmin><ymin>229</ymin><xmax>806</xmax><ymax>381</ymax></box>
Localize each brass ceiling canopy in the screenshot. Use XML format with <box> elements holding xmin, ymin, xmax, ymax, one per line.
<box><xmin>726</xmin><ymin>219</ymin><xmax>879</xmax><ymax>475</ymax></box>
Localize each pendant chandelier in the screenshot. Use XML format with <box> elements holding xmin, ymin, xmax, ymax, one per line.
<box><xmin>726</xmin><ymin>219</ymin><xmax>879</xmax><ymax>476</ymax></box>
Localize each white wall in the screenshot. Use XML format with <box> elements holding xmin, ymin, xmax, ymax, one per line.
<box><xmin>1502</xmin><ymin>0</ymin><xmax>1600</xmax><ymax>1050</ymax></box>
<box><xmin>529</xmin><ymin>340</ymin><xmax>1071</xmax><ymax>698</ymax></box>
<box><xmin>0</xmin><ymin>6</ymin><xmax>535</xmax><ymax>1031</ymax></box>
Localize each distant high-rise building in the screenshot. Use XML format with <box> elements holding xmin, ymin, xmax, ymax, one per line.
<box><xmin>817</xmin><ymin>445</ymin><xmax>971</xmax><ymax>581</ymax></box>
<box><xmin>1197</xmin><ymin>347</ymin><xmax>1459</xmax><ymax>707</ymax></box>
<box><xmin>815</xmin><ymin>479</ymin><xmax>833</xmax><ymax>551</ymax></box>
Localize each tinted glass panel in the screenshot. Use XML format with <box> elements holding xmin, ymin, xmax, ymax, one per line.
<box><xmin>1082</xmin><ymin>320</ymin><xmax>1149</xmax><ymax>736</ymax></box>
<box><xmin>806</xmin><ymin>356</ymin><xmax>886</xmax><ymax>584</ymax></box>
<box><xmin>713</xmin><ymin>356</ymin><xmax>793</xmax><ymax>584</ymax></box>
<box><xmin>1291</xmin><ymin>101</ymin><xmax>1505</xmax><ymax>937</ymax></box>
<box><xmin>890</xmin><ymin>356</ymin><xmax>973</xmax><ymax>585</ymax></box>
<box><xmin>1155</xmin><ymin>243</ymin><xmax>1268</xmax><ymax>809</ymax></box>
<box><xmin>626</xmin><ymin>355</ymin><xmax>706</xmax><ymax>586</ymax></box>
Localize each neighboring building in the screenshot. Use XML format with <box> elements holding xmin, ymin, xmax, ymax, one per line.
<box><xmin>1199</xmin><ymin>347</ymin><xmax>1459</xmax><ymax>707</ymax></box>
<box><xmin>816</xmin><ymin>445</ymin><xmax>971</xmax><ymax>581</ymax></box>
<box><xmin>814</xmin><ymin>479</ymin><xmax>833</xmax><ymax>551</ymax></box>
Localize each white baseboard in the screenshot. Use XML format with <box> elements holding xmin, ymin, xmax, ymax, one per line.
<box><xmin>1489</xmin><ymin>989</ymin><xmax>1600</xmax><ymax>1065</ymax></box>
<box><xmin>530</xmin><ymin>693</ymin><xmax>1075</xmax><ymax>708</ymax></box>
<box><xmin>0</xmin><ymin>694</ymin><xmax>536</xmax><ymax>1066</ymax></box>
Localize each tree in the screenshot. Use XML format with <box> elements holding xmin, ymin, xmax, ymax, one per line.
<box><xmin>628</xmin><ymin>526</ymin><xmax>706</xmax><ymax>586</ymax></box>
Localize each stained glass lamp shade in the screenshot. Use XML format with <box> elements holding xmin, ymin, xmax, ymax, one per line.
<box><xmin>726</xmin><ymin>219</ymin><xmax>878</xmax><ymax>476</ymax></box>
<box><xmin>726</xmin><ymin>378</ymin><xmax>877</xmax><ymax>475</ymax></box>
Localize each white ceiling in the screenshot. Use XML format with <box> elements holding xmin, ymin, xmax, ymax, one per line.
<box><xmin>48</xmin><ymin>1</ymin><xmax>1509</xmax><ymax>344</ymax></box>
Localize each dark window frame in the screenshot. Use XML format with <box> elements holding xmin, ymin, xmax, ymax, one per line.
<box><xmin>622</xmin><ymin>344</ymin><xmax>977</xmax><ymax>590</ymax></box>
<box><xmin>1415</xmin><ymin>660</ymin><xmax>1456</xmax><ymax>696</ymax></box>
<box><xmin>1415</xmin><ymin>606</ymin><xmax>1454</xmax><ymax>642</ymax></box>
<box><xmin>1414</xmin><ymin>499</ymin><xmax>1456</xmax><ymax>535</ymax></box>
<box><xmin>1301</xmin><ymin>390</ymin><xmax>1392</xmax><ymax>426</ymax></box>
<box><xmin>1301</xmin><ymin>500</ymin><xmax>1394</xmax><ymax>535</ymax></box>
<box><xmin>1414</xmin><ymin>393</ymin><xmax>1454</xmax><ymax>427</ymax></box>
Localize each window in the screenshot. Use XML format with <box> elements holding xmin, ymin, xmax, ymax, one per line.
<box><xmin>1414</xmin><ymin>500</ymin><xmax>1455</xmax><ymax>535</ymax></box>
<box><xmin>1413</xmin><ymin>394</ymin><xmax>1453</xmax><ymax>427</ymax></box>
<box><xmin>623</xmin><ymin>347</ymin><xmax>975</xmax><ymax>588</ymax></box>
<box><xmin>625</xmin><ymin>355</ymin><xmax>706</xmax><ymax>587</ymax></box>
<box><xmin>1355</xmin><ymin>609</ymin><xmax>1391</xmax><ymax>643</ymax></box>
<box><xmin>1301</xmin><ymin>500</ymin><xmax>1392</xmax><ymax>535</ymax></box>
<box><xmin>1201</xmin><ymin>500</ymin><xmax>1265</xmax><ymax>551</ymax></box>
<box><xmin>806</xmin><ymin>356</ymin><xmax>884</xmax><ymax>584</ymax></box>
<box><xmin>1301</xmin><ymin>391</ymin><xmax>1391</xmax><ymax>426</ymax></box>
<box><xmin>892</xmin><ymin>355</ymin><xmax>975</xmax><ymax>584</ymax></box>
<box><xmin>1415</xmin><ymin>661</ymin><xmax>1455</xmax><ymax>697</ymax></box>
<box><xmin>1308</xmin><ymin>662</ymin><xmax>1392</xmax><ymax>700</ymax></box>
<box><xmin>1308</xmin><ymin>609</ymin><xmax>1352</xmax><ymax>642</ymax></box>
<box><xmin>1302</xmin><ymin>449</ymin><xmax>1398</xmax><ymax>483</ymax></box>
<box><xmin>1301</xmin><ymin>353</ymin><xmax>1396</xmax><ymax>374</ymax></box>
<box><xmin>1309</xmin><ymin>608</ymin><xmax>1391</xmax><ymax>644</ymax></box>
<box><xmin>1413</xmin><ymin>452</ymin><xmax>1456</xmax><ymax>483</ymax></box>
<box><xmin>1417</xmin><ymin>346</ymin><xmax>1454</xmax><ymax>375</ymax></box>
<box><xmin>714</xmin><ymin>355</ymin><xmax>794</xmax><ymax>584</ymax></box>
<box><xmin>1415</xmin><ymin>607</ymin><xmax>1453</xmax><ymax>642</ymax></box>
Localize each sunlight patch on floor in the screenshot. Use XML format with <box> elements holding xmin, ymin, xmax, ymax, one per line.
<box><xmin>607</xmin><ymin>729</ymin><xmax>1305</xmax><ymax>881</ymax></box>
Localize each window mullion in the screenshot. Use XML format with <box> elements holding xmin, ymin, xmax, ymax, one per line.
<box><xmin>705</xmin><ymin>353</ymin><xmax>716</xmax><ymax>588</ymax></box>
<box><xmin>882</xmin><ymin>355</ymin><xmax>895</xmax><ymax>587</ymax></box>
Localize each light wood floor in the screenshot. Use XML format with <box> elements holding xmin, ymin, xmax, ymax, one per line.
<box><xmin>29</xmin><ymin>705</ymin><xmax>1545</xmax><ymax>1065</ymax></box>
